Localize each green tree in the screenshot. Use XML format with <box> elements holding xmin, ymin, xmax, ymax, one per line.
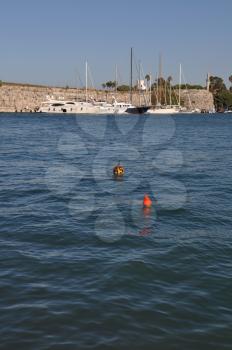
<box><xmin>116</xmin><ymin>85</ymin><xmax>130</xmax><ymax>92</ymax></box>
<box><xmin>229</xmin><ymin>75</ymin><xmax>232</xmax><ymax>93</ymax></box>
<box><xmin>105</xmin><ymin>81</ymin><xmax>111</xmax><ymax>89</ymax></box>
<box><xmin>111</xmin><ymin>81</ymin><xmax>116</xmax><ymax>89</ymax></box>
<box><xmin>172</xmin><ymin>83</ymin><xmax>204</xmax><ymax>90</ymax></box>
<box><xmin>105</xmin><ymin>81</ymin><xmax>116</xmax><ymax>90</ymax></box>
<box><xmin>157</xmin><ymin>77</ymin><xmax>165</xmax><ymax>87</ymax></box>
<box><xmin>105</xmin><ymin>81</ymin><xmax>112</xmax><ymax>89</ymax></box>
<box><xmin>145</xmin><ymin>74</ymin><xmax>151</xmax><ymax>89</ymax></box>
<box><xmin>209</xmin><ymin>76</ymin><xmax>228</xmax><ymax>111</ymax></box>
<box><xmin>214</xmin><ymin>90</ymin><xmax>232</xmax><ymax>110</ymax></box>
<box><xmin>209</xmin><ymin>76</ymin><xmax>226</xmax><ymax>94</ymax></box>
<box><xmin>167</xmin><ymin>76</ymin><xmax>172</xmax><ymax>84</ymax></box>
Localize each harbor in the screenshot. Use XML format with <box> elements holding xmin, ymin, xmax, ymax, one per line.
<box><xmin>0</xmin><ymin>81</ymin><xmax>215</xmax><ymax>114</ymax></box>
<box><xmin>1</xmin><ymin>0</ymin><xmax>232</xmax><ymax>349</ymax></box>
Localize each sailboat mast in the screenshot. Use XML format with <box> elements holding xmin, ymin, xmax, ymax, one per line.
<box><xmin>149</xmin><ymin>72</ymin><xmax>152</xmax><ymax>105</ymax></box>
<box><xmin>85</xmin><ymin>61</ymin><xmax>88</xmax><ymax>103</ymax></box>
<box><xmin>178</xmin><ymin>63</ymin><xmax>182</xmax><ymax>107</ymax></box>
<box><xmin>139</xmin><ymin>60</ymin><xmax>141</xmax><ymax>106</ymax></box>
<box><xmin>159</xmin><ymin>53</ymin><xmax>162</xmax><ymax>105</ymax></box>
<box><xmin>156</xmin><ymin>72</ymin><xmax>159</xmax><ymax>105</ymax></box>
<box><xmin>169</xmin><ymin>79</ymin><xmax>172</xmax><ymax>106</ymax></box>
<box><xmin>130</xmin><ymin>47</ymin><xmax>133</xmax><ymax>104</ymax></box>
<box><xmin>164</xmin><ymin>80</ymin><xmax>167</xmax><ymax>105</ymax></box>
<box><xmin>115</xmin><ymin>64</ymin><xmax>117</xmax><ymax>93</ymax></box>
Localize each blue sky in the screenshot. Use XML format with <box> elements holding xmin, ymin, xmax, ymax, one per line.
<box><xmin>0</xmin><ymin>0</ymin><xmax>231</xmax><ymax>87</ymax></box>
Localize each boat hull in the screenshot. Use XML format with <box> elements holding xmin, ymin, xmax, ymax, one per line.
<box><xmin>126</xmin><ymin>106</ymin><xmax>150</xmax><ymax>114</ymax></box>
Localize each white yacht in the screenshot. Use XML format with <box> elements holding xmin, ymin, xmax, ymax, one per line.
<box><xmin>113</xmin><ymin>101</ymin><xmax>134</xmax><ymax>114</ymax></box>
<box><xmin>92</xmin><ymin>100</ymin><xmax>115</xmax><ymax>114</ymax></box>
<box><xmin>38</xmin><ymin>99</ymin><xmax>72</xmax><ymax>113</ymax></box>
<box><xmin>38</xmin><ymin>99</ymin><xmax>95</xmax><ymax>114</ymax></box>
<box><xmin>38</xmin><ymin>97</ymin><xmax>142</xmax><ymax>115</ymax></box>
<box><xmin>147</xmin><ymin>105</ymin><xmax>180</xmax><ymax>114</ymax></box>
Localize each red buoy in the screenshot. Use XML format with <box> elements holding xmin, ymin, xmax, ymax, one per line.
<box><xmin>143</xmin><ymin>194</ymin><xmax>152</xmax><ymax>208</ymax></box>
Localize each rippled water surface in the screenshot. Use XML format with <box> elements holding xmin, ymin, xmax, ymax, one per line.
<box><xmin>0</xmin><ymin>113</ymin><xmax>232</xmax><ymax>349</ymax></box>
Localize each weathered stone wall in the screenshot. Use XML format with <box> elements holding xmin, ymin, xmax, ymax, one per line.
<box><xmin>0</xmin><ymin>83</ymin><xmax>214</xmax><ymax>112</ymax></box>
<box><xmin>180</xmin><ymin>89</ymin><xmax>214</xmax><ymax>112</ymax></box>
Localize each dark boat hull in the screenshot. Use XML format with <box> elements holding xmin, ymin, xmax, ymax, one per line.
<box><xmin>126</xmin><ymin>106</ymin><xmax>150</xmax><ymax>114</ymax></box>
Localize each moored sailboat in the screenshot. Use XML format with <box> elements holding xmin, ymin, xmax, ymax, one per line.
<box><xmin>125</xmin><ymin>48</ymin><xmax>150</xmax><ymax>114</ymax></box>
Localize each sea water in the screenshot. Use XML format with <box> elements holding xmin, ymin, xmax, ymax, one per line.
<box><xmin>0</xmin><ymin>113</ymin><xmax>231</xmax><ymax>349</ymax></box>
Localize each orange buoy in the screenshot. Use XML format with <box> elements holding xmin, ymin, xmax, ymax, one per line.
<box><xmin>143</xmin><ymin>194</ymin><xmax>152</xmax><ymax>208</ymax></box>
<box><xmin>113</xmin><ymin>163</ymin><xmax>124</xmax><ymax>176</ymax></box>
